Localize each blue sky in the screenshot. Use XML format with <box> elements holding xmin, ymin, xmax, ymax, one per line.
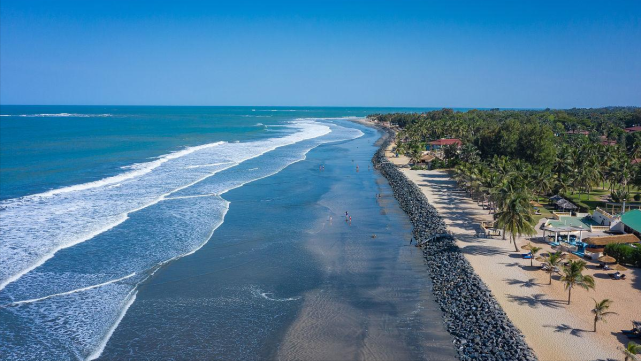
<box><xmin>1</xmin><ymin>0</ymin><xmax>639</xmax><ymax>108</ymax></box>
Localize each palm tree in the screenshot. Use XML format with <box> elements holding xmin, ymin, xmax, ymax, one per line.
<box><xmin>591</xmin><ymin>298</ymin><xmax>617</xmax><ymax>332</ymax></box>
<box><xmin>408</xmin><ymin>143</ymin><xmax>423</xmax><ymax>164</ymax></box>
<box><xmin>529</xmin><ymin>245</ymin><xmax>542</xmax><ymax>267</ymax></box>
<box><xmin>619</xmin><ymin>341</ymin><xmax>641</xmax><ymax>361</ymax></box>
<box><xmin>560</xmin><ymin>260</ymin><xmax>595</xmax><ymax>305</ymax></box>
<box><xmin>495</xmin><ymin>192</ymin><xmax>536</xmax><ymax>252</ymax></box>
<box><xmin>542</xmin><ymin>251</ymin><xmax>563</xmax><ymax>284</ymax></box>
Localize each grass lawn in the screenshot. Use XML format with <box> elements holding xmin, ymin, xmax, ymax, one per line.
<box><xmin>562</xmin><ymin>187</ymin><xmax>641</xmax><ymax>213</ymax></box>
<box><xmin>532</xmin><ymin>204</ymin><xmax>553</xmax><ymax>225</ymax></box>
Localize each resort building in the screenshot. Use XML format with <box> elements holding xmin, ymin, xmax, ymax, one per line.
<box><xmin>618</xmin><ymin>209</ymin><xmax>641</xmax><ymax>236</ymax></box>
<box><xmin>427</xmin><ymin>138</ymin><xmax>461</xmax><ymax>151</ymax></box>
<box><xmin>624</xmin><ymin>125</ymin><xmax>641</xmax><ymax>133</ymax></box>
<box><xmin>592</xmin><ymin>207</ymin><xmax>620</xmax><ymax>227</ymax></box>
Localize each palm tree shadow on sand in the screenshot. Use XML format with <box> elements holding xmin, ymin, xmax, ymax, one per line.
<box><xmin>506</xmin><ymin>293</ymin><xmax>565</xmax><ymax>309</ymax></box>
<box><xmin>544</xmin><ymin>323</ymin><xmax>589</xmax><ymax>337</ymax></box>
<box><xmin>504</xmin><ymin>278</ymin><xmax>541</xmax><ymax>288</ymax></box>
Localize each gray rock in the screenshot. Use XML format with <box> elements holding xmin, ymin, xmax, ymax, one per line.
<box><xmin>371</xmin><ymin>133</ymin><xmax>538</xmax><ymax>361</ymax></box>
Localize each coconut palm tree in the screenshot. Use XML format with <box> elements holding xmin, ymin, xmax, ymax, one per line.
<box><xmin>560</xmin><ymin>260</ymin><xmax>596</xmax><ymax>305</ymax></box>
<box><xmin>591</xmin><ymin>298</ymin><xmax>617</xmax><ymax>332</ymax></box>
<box><xmin>542</xmin><ymin>251</ymin><xmax>563</xmax><ymax>284</ymax></box>
<box><xmin>529</xmin><ymin>245</ymin><xmax>542</xmax><ymax>267</ymax></box>
<box><xmin>619</xmin><ymin>341</ymin><xmax>641</xmax><ymax>361</ymax></box>
<box><xmin>495</xmin><ymin>192</ymin><xmax>537</xmax><ymax>252</ymax></box>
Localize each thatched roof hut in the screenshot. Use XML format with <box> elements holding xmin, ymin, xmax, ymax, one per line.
<box><xmin>583</xmin><ymin>234</ymin><xmax>640</xmax><ymax>246</ymax></box>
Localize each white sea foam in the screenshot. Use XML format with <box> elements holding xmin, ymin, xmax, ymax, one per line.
<box><xmin>251</xmin><ymin>286</ymin><xmax>301</xmax><ymax>302</ymax></box>
<box><xmin>0</xmin><ymin>119</ymin><xmax>364</xmax><ymax>361</ymax></box>
<box><xmin>0</xmin><ymin>123</ymin><xmax>330</xmax><ymax>292</ymax></box>
<box><xmin>86</xmin><ymin>289</ymin><xmax>138</xmax><ymax>361</ymax></box>
<box><xmin>9</xmin><ymin>273</ymin><xmax>136</xmax><ymax>306</ymax></box>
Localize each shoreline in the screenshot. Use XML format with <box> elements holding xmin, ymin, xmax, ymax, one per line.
<box><xmin>275</xmin><ymin>121</ymin><xmax>457</xmax><ymax>361</ymax></box>
<box><xmin>370</xmin><ymin>131</ymin><xmax>538</xmax><ymax>361</ymax></box>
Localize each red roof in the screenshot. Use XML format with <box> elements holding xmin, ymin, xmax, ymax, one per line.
<box><xmin>632</xmin><ymin>158</ymin><xmax>641</xmax><ymax>165</ymax></box>
<box><xmin>429</xmin><ymin>138</ymin><xmax>462</xmax><ymax>146</ymax></box>
<box><xmin>601</xmin><ymin>140</ymin><xmax>617</xmax><ymax>146</ymax></box>
<box><xmin>625</xmin><ymin>126</ymin><xmax>641</xmax><ymax>133</ymax></box>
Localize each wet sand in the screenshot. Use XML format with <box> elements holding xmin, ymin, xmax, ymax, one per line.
<box><xmin>278</xmin><ymin>179</ymin><xmax>455</xmax><ymax>361</ymax></box>
<box><xmin>277</xmin><ymin>130</ymin><xmax>457</xmax><ymax>361</ymax></box>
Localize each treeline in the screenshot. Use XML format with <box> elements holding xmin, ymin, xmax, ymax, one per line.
<box><xmin>369</xmin><ymin>107</ymin><xmax>641</xmax><ymax>168</ymax></box>
<box><xmin>369</xmin><ymin>107</ymin><xmax>641</xmax><ymax>214</ymax></box>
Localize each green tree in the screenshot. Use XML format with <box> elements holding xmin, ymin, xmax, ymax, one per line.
<box><xmin>591</xmin><ymin>298</ymin><xmax>617</xmax><ymax>332</ymax></box>
<box><xmin>495</xmin><ymin>192</ymin><xmax>536</xmax><ymax>252</ymax></box>
<box><xmin>542</xmin><ymin>251</ymin><xmax>563</xmax><ymax>284</ymax></box>
<box><xmin>529</xmin><ymin>245</ymin><xmax>542</xmax><ymax>267</ymax></box>
<box><xmin>560</xmin><ymin>260</ymin><xmax>596</xmax><ymax>305</ymax></box>
<box><xmin>620</xmin><ymin>341</ymin><xmax>641</xmax><ymax>361</ymax></box>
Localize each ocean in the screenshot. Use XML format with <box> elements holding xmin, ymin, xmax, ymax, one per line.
<box><xmin>0</xmin><ymin>106</ymin><xmax>456</xmax><ymax>360</ymax></box>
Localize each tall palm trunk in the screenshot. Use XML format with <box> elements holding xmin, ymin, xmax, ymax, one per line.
<box><xmin>567</xmin><ymin>286</ymin><xmax>572</xmax><ymax>305</ymax></box>
<box><xmin>512</xmin><ymin>234</ymin><xmax>518</xmax><ymax>252</ymax></box>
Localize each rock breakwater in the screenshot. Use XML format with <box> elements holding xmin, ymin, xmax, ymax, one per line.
<box><xmin>372</xmin><ymin>135</ymin><xmax>537</xmax><ymax>361</ymax></box>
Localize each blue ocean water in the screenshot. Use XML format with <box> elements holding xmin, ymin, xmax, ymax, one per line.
<box><xmin>0</xmin><ymin>106</ymin><xmax>456</xmax><ymax>360</ymax></box>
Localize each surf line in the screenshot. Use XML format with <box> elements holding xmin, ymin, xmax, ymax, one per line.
<box><xmin>4</xmin><ymin>272</ymin><xmax>136</xmax><ymax>307</ymax></box>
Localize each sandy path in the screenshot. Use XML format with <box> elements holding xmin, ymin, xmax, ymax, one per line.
<box><xmin>403</xmin><ymin>169</ymin><xmax>641</xmax><ymax>361</ymax></box>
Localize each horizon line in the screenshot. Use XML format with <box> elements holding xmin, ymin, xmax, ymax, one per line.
<box><xmin>1</xmin><ymin>104</ymin><xmax>638</xmax><ymax>110</ymax></box>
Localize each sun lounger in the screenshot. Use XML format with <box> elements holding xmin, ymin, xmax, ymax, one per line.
<box><xmin>609</xmin><ymin>273</ymin><xmax>625</xmax><ymax>280</ymax></box>
<box><xmin>622</xmin><ymin>329</ymin><xmax>639</xmax><ymax>334</ymax></box>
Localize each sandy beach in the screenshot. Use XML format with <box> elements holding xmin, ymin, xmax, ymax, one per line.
<box><xmin>391</xmin><ymin>156</ymin><xmax>641</xmax><ymax>360</ymax></box>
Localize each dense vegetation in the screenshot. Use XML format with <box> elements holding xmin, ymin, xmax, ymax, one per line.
<box><xmin>604</xmin><ymin>243</ymin><xmax>641</xmax><ymax>267</ymax></box>
<box><xmin>369</xmin><ymin>107</ymin><xmax>641</xmax><ymax>243</ymax></box>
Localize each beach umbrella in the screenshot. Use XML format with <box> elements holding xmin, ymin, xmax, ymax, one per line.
<box><xmin>521</xmin><ymin>244</ymin><xmax>532</xmax><ymax>250</ymax></box>
<box><xmin>535</xmin><ymin>256</ymin><xmax>547</xmax><ymax>262</ymax></box>
<box><xmin>598</xmin><ymin>255</ymin><xmax>616</xmax><ymax>263</ymax></box>
<box><xmin>565</xmin><ymin>254</ymin><xmax>581</xmax><ymax>260</ymax></box>
<box><xmin>611</xmin><ymin>264</ymin><xmax>628</xmax><ymax>271</ymax></box>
